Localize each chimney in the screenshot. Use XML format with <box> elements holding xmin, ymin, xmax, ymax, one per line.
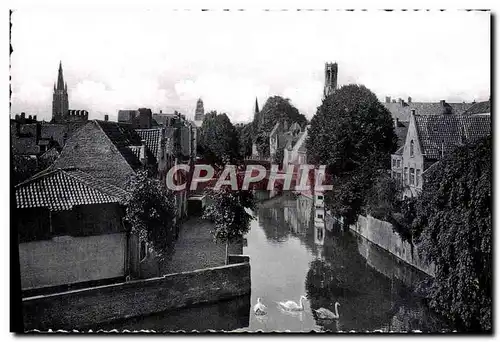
<box><xmin>440</xmin><ymin>100</ymin><xmax>446</xmax><ymax>106</ymax></box>
<box><xmin>33</xmin><ymin>115</ymin><xmax>37</xmax><ymax>121</ymax></box>
<box><xmin>160</xmin><ymin>110</ymin><xmax>162</xmax><ymax>114</ymax></box>
<box><xmin>21</xmin><ymin>112</ymin><xmax>25</xmax><ymax>120</ymax></box>
<box><xmin>15</xmin><ymin>114</ymin><xmax>19</xmax><ymax>121</ymax></box>
<box><xmin>407</xmin><ymin>96</ymin><xmax>412</xmax><ymax>103</ymax></box>
<box><xmin>411</xmin><ymin>109</ymin><xmax>416</xmax><ymax>116</ymax></box>
<box><xmin>385</xmin><ymin>96</ymin><xmax>391</xmax><ymax>103</ymax></box>
<box><xmin>28</xmin><ymin>115</ymin><xmax>32</xmax><ymax>120</ymax></box>
<box><xmin>104</xmin><ymin>114</ymin><xmax>109</xmax><ymax>121</ymax></box>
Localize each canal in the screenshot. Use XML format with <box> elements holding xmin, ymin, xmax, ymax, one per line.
<box><xmin>97</xmin><ymin>193</ymin><xmax>452</xmax><ymax>332</ymax></box>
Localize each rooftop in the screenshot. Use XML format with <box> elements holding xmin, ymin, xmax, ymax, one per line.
<box><xmin>384</xmin><ymin>100</ymin><xmax>474</xmax><ymax>122</ymax></box>
<box><xmin>415</xmin><ymin>114</ymin><xmax>491</xmax><ymax>160</ymax></box>
<box><xmin>16</xmin><ymin>168</ymin><xmax>128</xmax><ymax>211</ymax></box>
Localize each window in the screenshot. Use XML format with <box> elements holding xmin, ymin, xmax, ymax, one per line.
<box><xmin>416</xmin><ymin>169</ymin><xmax>421</xmax><ymax>186</ymax></box>
<box><xmin>317</xmin><ymin>214</ymin><xmax>323</xmax><ymax>219</ymax></box>
<box><xmin>410</xmin><ymin>140</ymin><xmax>414</xmax><ymax>157</ymax></box>
<box><xmin>317</xmin><ymin>195</ymin><xmax>323</xmax><ymax>200</ymax></box>
<box><xmin>397</xmin><ymin>159</ymin><xmax>401</xmax><ymax>168</ymax></box>
<box><xmin>410</xmin><ymin>168</ymin><xmax>415</xmax><ymax>186</ymax></box>
<box><xmin>404</xmin><ymin>167</ymin><xmax>408</xmax><ymax>184</ymax></box>
<box><xmin>392</xmin><ymin>158</ymin><xmax>396</xmax><ymax>167</ymax></box>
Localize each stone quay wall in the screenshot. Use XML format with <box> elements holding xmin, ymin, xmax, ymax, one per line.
<box><xmin>23</xmin><ymin>260</ymin><xmax>251</xmax><ymax>331</ymax></box>
<box><xmin>349</xmin><ymin>214</ymin><xmax>435</xmax><ymax>277</ymax></box>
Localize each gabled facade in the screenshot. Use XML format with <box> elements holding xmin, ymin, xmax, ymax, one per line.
<box><xmin>50</xmin><ymin>120</ymin><xmax>153</xmax><ymax>190</ymax></box>
<box><xmin>392</xmin><ymin>109</ymin><xmax>491</xmax><ymax>197</ymax></box>
<box><xmin>283</xmin><ymin>125</ymin><xmax>309</xmax><ymax>166</ymax></box>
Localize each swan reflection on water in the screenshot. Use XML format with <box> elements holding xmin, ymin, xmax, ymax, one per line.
<box><xmin>277</xmin><ymin>305</ymin><xmax>305</xmax><ymax>322</ymax></box>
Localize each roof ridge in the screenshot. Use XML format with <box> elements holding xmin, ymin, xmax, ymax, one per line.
<box><xmin>15</xmin><ymin>168</ymin><xmax>63</xmax><ymax>188</ymax></box>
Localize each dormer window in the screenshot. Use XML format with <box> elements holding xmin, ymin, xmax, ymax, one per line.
<box><xmin>410</xmin><ymin>140</ymin><xmax>414</xmax><ymax>157</ymax></box>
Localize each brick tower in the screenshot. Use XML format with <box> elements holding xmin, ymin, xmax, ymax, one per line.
<box><xmin>52</xmin><ymin>61</ymin><xmax>69</xmax><ymax>123</ymax></box>
<box><xmin>323</xmin><ymin>62</ymin><xmax>338</xmax><ymax>99</ymax></box>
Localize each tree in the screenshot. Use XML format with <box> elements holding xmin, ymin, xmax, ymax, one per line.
<box><xmin>410</xmin><ymin>136</ymin><xmax>491</xmax><ymax>332</ymax></box>
<box><xmin>125</xmin><ymin>171</ymin><xmax>178</xmax><ymax>260</ymax></box>
<box><xmin>365</xmin><ymin>172</ymin><xmax>402</xmax><ymax>221</ymax></box>
<box><xmin>203</xmin><ymin>184</ymin><xmax>256</xmax><ymax>264</ymax></box>
<box><xmin>306</xmin><ymin>84</ymin><xmax>397</xmax><ymax>224</ymax></box>
<box><xmin>198</xmin><ymin>111</ymin><xmax>240</xmax><ymax>166</ymax></box>
<box><xmin>272</xmin><ymin>147</ymin><xmax>284</xmax><ymax>167</ymax></box>
<box><xmin>237</xmin><ymin>123</ymin><xmax>253</xmax><ymax>158</ymax></box>
<box><xmin>253</xmin><ymin>96</ymin><xmax>307</xmax><ymax>157</ymax></box>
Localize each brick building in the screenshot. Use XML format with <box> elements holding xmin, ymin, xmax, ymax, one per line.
<box><xmin>391</xmin><ymin>101</ymin><xmax>491</xmax><ymax>197</ymax></box>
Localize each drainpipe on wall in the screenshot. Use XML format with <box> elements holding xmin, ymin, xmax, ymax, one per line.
<box><xmin>122</xmin><ymin>217</ymin><xmax>132</xmax><ymax>281</ymax></box>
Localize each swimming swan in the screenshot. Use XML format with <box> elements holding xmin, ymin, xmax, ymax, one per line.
<box><xmin>314</xmin><ymin>302</ymin><xmax>340</xmax><ymax>319</ymax></box>
<box><xmin>278</xmin><ymin>295</ymin><xmax>307</xmax><ymax>311</ymax></box>
<box><xmin>253</xmin><ymin>297</ymin><xmax>267</xmax><ymax>315</ymax></box>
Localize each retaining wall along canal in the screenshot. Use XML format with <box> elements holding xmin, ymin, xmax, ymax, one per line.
<box><xmin>22</xmin><ymin>258</ymin><xmax>251</xmax><ymax>331</ymax></box>
<box><xmin>348</xmin><ymin>215</ymin><xmax>435</xmax><ymax>277</ymax></box>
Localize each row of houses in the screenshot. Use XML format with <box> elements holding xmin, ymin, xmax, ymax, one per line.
<box><xmin>254</xmin><ymin>96</ymin><xmax>491</xmax><ymax>202</ymax></box>
<box><xmin>387</xmin><ymin>99</ymin><xmax>491</xmax><ymax>197</ymax></box>
<box><xmin>13</xmin><ymin>110</ymin><xmax>199</xmax><ymax>295</ymax></box>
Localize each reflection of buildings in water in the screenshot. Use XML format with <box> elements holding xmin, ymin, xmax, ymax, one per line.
<box><xmin>283</xmin><ymin>195</ymin><xmax>313</xmax><ymax>236</ymax></box>
<box><xmin>257</xmin><ymin>207</ymin><xmax>290</xmax><ymax>243</ymax></box>
<box><xmin>314</xmin><ymin>224</ymin><xmax>325</xmax><ymax>246</ymax></box>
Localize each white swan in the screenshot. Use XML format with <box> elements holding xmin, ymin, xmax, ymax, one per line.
<box><xmin>278</xmin><ymin>295</ymin><xmax>307</xmax><ymax>311</ymax></box>
<box><xmin>314</xmin><ymin>302</ymin><xmax>340</xmax><ymax>319</ymax></box>
<box><xmin>253</xmin><ymin>297</ymin><xmax>267</xmax><ymax>315</ymax></box>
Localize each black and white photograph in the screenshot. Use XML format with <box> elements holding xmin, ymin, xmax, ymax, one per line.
<box><xmin>7</xmin><ymin>5</ymin><xmax>492</xmax><ymax>334</ymax></box>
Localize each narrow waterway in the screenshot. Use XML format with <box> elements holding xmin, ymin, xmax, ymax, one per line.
<box><xmin>97</xmin><ymin>193</ymin><xmax>452</xmax><ymax>332</ymax></box>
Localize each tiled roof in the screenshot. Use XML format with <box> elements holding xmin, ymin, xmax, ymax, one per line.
<box><xmin>50</xmin><ymin>121</ymin><xmax>140</xmax><ymax>189</ymax></box>
<box><xmin>40</xmin><ymin>123</ymin><xmax>68</xmax><ymax>147</ymax></box>
<box><xmin>415</xmin><ymin>114</ymin><xmax>491</xmax><ymax>160</ymax></box>
<box><xmin>384</xmin><ymin>101</ymin><xmax>475</xmax><ymax>122</ymax></box>
<box><xmin>152</xmin><ymin>113</ymin><xmax>177</xmax><ymax>126</ymax></box>
<box><xmin>463</xmin><ymin>100</ymin><xmax>491</xmax><ymax>115</ymax></box>
<box><xmin>15</xmin><ymin>168</ymin><xmax>128</xmax><ymax>211</ymax></box>
<box><xmin>135</xmin><ymin>128</ymin><xmax>162</xmax><ymax>160</ymax></box>
<box><xmin>95</xmin><ymin>120</ymin><xmax>151</xmax><ymax>169</ymax></box>
<box><xmin>11</xmin><ymin>122</ymin><xmax>69</xmax><ymax>156</ymax></box>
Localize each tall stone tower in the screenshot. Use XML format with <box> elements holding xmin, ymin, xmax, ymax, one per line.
<box><xmin>194</xmin><ymin>98</ymin><xmax>205</xmax><ymax>121</ymax></box>
<box><xmin>52</xmin><ymin>61</ymin><xmax>69</xmax><ymax>123</ymax></box>
<box><xmin>323</xmin><ymin>62</ymin><xmax>338</xmax><ymax>99</ymax></box>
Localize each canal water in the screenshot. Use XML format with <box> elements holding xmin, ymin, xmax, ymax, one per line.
<box><xmin>98</xmin><ymin>193</ymin><xmax>452</xmax><ymax>332</ymax></box>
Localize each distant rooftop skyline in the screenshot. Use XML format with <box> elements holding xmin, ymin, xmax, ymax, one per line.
<box><xmin>10</xmin><ymin>9</ymin><xmax>490</xmax><ymax>122</ymax></box>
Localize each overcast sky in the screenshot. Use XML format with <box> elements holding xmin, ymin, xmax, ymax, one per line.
<box><xmin>10</xmin><ymin>9</ymin><xmax>490</xmax><ymax>123</ymax></box>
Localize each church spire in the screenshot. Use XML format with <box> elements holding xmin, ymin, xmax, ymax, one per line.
<box><xmin>52</xmin><ymin>61</ymin><xmax>69</xmax><ymax>122</ymax></box>
<box><xmin>254</xmin><ymin>97</ymin><xmax>259</xmax><ymax>114</ymax></box>
<box><xmin>56</xmin><ymin>61</ymin><xmax>65</xmax><ymax>90</ymax></box>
